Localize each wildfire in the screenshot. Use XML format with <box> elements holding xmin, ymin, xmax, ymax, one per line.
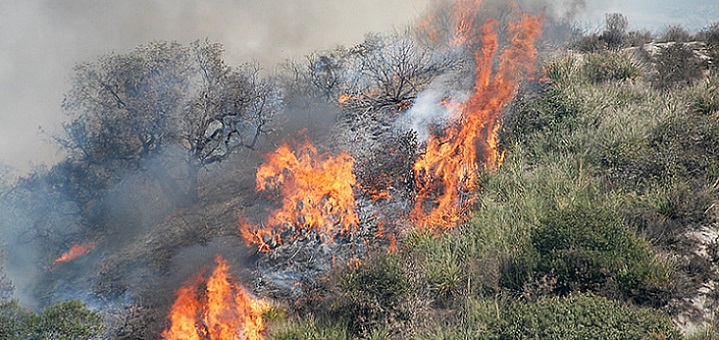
<box><xmin>411</xmin><ymin>4</ymin><xmax>543</xmax><ymax>231</ymax></box>
<box><xmin>240</xmin><ymin>135</ymin><xmax>359</xmax><ymax>252</ymax></box>
<box><xmin>338</xmin><ymin>93</ymin><xmax>356</xmax><ymax>104</ymax></box>
<box><xmin>162</xmin><ymin>256</ymin><xmax>269</xmax><ymax>340</ymax></box>
<box><xmin>53</xmin><ymin>242</ymin><xmax>96</xmax><ymax>265</ymax></box>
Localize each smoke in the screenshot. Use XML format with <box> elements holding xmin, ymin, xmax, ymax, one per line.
<box><xmin>0</xmin><ymin>0</ymin><xmax>432</xmax><ymax>174</ymax></box>
<box><xmin>394</xmin><ymin>76</ymin><xmax>468</xmax><ymax>143</ymax></box>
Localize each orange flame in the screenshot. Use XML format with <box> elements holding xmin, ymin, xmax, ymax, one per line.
<box><xmin>162</xmin><ymin>256</ymin><xmax>269</xmax><ymax>340</ymax></box>
<box><xmin>53</xmin><ymin>242</ymin><xmax>96</xmax><ymax>265</ymax></box>
<box><xmin>451</xmin><ymin>0</ymin><xmax>483</xmax><ymax>47</ymax></box>
<box><xmin>240</xmin><ymin>135</ymin><xmax>359</xmax><ymax>252</ymax></box>
<box><xmin>338</xmin><ymin>93</ymin><xmax>355</xmax><ymax>104</ymax></box>
<box><xmin>411</xmin><ymin>6</ymin><xmax>543</xmax><ymax>231</ymax></box>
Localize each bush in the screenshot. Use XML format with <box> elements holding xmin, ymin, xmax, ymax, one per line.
<box><xmin>531</xmin><ymin>205</ymin><xmax>671</xmax><ymax>305</ymax></box>
<box><xmin>602</xmin><ymin>13</ymin><xmax>629</xmax><ymax>49</ymax></box>
<box><xmin>503</xmin><ymin>293</ymin><xmax>680</xmax><ymax>339</ymax></box>
<box><xmin>269</xmin><ymin>317</ymin><xmax>350</xmax><ymax>340</ymax></box>
<box><xmin>0</xmin><ymin>300</ymin><xmax>104</xmax><ymax>339</ymax></box>
<box><xmin>699</xmin><ymin>22</ymin><xmax>719</xmax><ymax>47</ymax></box>
<box><xmin>658</xmin><ymin>25</ymin><xmax>693</xmax><ymax>43</ymax></box>
<box><xmin>571</xmin><ymin>34</ymin><xmax>607</xmax><ymax>52</ymax></box>
<box><xmin>332</xmin><ymin>252</ymin><xmax>414</xmax><ymax>337</ymax></box>
<box><xmin>651</xmin><ymin>43</ymin><xmax>704</xmax><ymax>90</ymax></box>
<box><xmin>580</xmin><ymin>51</ymin><xmax>640</xmax><ymax>83</ymax></box>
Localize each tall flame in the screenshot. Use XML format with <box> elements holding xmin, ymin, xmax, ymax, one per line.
<box><xmin>162</xmin><ymin>256</ymin><xmax>269</xmax><ymax>340</ymax></box>
<box><xmin>241</xmin><ymin>135</ymin><xmax>359</xmax><ymax>252</ymax></box>
<box><xmin>53</xmin><ymin>242</ymin><xmax>96</xmax><ymax>265</ymax></box>
<box><xmin>411</xmin><ymin>5</ymin><xmax>543</xmax><ymax>231</ymax></box>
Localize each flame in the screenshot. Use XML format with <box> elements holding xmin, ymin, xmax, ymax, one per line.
<box><xmin>162</xmin><ymin>256</ymin><xmax>269</xmax><ymax>340</ymax></box>
<box><xmin>240</xmin><ymin>135</ymin><xmax>359</xmax><ymax>252</ymax></box>
<box><xmin>451</xmin><ymin>0</ymin><xmax>483</xmax><ymax>47</ymax></box>
<box><xmin>53</xmin><ymin>242</ymin><xmax>96</xmax><ymax>265</ymax></box>
<box><xmin>338</xmin><ymin>93</ymin><xmax>355</xmax><ymax>104</ymax></box>
<box><xmin>411</xmin><ymin>5</ymin><xmax>543</xmax><ymax>231</ymax></box>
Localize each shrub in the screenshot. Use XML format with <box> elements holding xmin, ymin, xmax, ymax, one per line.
<box><xmin>658</xmin><ymin>25</ymin><xmax>693</xmax><ymax>43</ymax></box>
<box><xmin>332</xmin><ymin>252</ymin><xmax>414</xmax><ymax>337</ymax></box>
<box><xmin>625</xmin><ymin>30</ymin><xmax>653</xmax><ymax>47</ymax></box>
<box><xmin>0</xmin><ymin>300</ymin><xmax>104</xmax><ymax>340</ymax></box>
<box><xmin>571</xmin><ymin>34</ymin><xmax>607</xmax><ymax>52</ymax></box>
<box><xmin>505</xmin><ymin>83</ymin><xmax>580</xmax><ymax>146</ymax></box>
<box><xmin>269</xmin><ymin>317</ymin><xmax>350</xmax><ymax>340</ymax></box>
<box><xmin>580</xmin><ymin>51</ymin><xmax>640</xmax><ymax>83</ymax></box>
<box><xmin>699</xmin><ymin>22</ymin><xmax>719</xmax><ymax>47</ymax></box>
<box><xmin>503</xmin><ymin>293</ymin><xmax>680</xmax><ymax>339</ymax></box>
<box><xmin>651</xmin><ymin>43</ymin><xmax>704</xmax><ymax>90</ymax></box>
<box><xmin>531</xmin><ymin>205</ymin><xmax>671</xmax><ymax>305</ymax></box>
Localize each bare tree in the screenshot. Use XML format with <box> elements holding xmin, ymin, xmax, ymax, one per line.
<box><xmin>280</xmin><ymin>31</ymin><xmax>458</xmax><ymax>109</ymax></box>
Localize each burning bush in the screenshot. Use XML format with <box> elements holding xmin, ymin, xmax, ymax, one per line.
<box><xmin>162</xmin><ymin>256</ymin><xmax>269</xmax><ymax>340</ymax></box>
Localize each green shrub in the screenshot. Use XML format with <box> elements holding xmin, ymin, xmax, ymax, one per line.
<box><xmin>505</xmin><ymin>84</ymin><xmax>580</xmax><ymax>147</ymax></box>
<box><xmin>503</xmin><ymin>293</ymin><xmax>680</xmax><ymax>339</ymax></box>
<box><xmin>580</xmin><ymin>52</ymin><xmax>640</xmax><ymax>83</ymax></box>
<box><xmin>333</xmin><ymin>252</ymin><xmax>413</xmax><ymax>337</ymax></box>
<box><xmin>531</xmin><ymin>205</ymin><xmax>671</xmax><ymax>305</ymax></box>
<box><xmin>270</xmin><ymin>317</ymin><xmax>350</xmax><ymax>340</ymax></box>
<box><xmin>0</xmin><ymin>300</ymin><xmax>104</xmax><ymax>340</ymax></box>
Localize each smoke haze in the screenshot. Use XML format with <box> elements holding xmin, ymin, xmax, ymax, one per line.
<box><xmin>0</xmin><ymin>0</ymin><xmax>432</xmax><ymax>174</ymax></box>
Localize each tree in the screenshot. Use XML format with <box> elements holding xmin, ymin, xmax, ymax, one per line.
<box><xmin>601</xmin><ymin>13</ymin><xmax>629</xmax><ymax>49</ymax></box>
<box><xmin>60</xmin><ymin>40</ymin><xmax>279</xmax><ymax>206</ymax></box>
<box><xmin>280</xmin><ymin>31</ymin><xmax>457</xmax><ymax>109</ymax></box>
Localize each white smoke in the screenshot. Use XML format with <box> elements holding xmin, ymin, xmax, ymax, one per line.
<box><xmin>394</xmin><ymin>75</ymin><xmax>469</xmax><ymax>143</ymax></box>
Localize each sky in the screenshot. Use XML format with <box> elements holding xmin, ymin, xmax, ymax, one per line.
<box><xmin>0</xmin><ymin>0</ymin><xmax>717</xmax><ymax>175</ymax></box>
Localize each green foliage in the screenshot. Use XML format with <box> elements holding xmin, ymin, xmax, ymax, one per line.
<box><xmin>270</xmin><ymin>317</ymin><xmax>350</xmax><ymax>340</ymax></box>
<box><xmin>0</xmin><ymin>300</ymin><xmax>104</xmax><ymax>340</ymax></box>
<box><xmin>0</xmin><ymin>301</ymin><xmax>30</xmax><ymax>339</ymax></box>
<box><xmin>333</xmin><ymin>253</ymin><xmax>412</xmax><ymax>337</ymax></box>
<box><xmin>580</xmin><ymin>52</ymin><xmax>640</xmax><ymax>84</ymax></box>
<box><xmin>532</xmin><ymin>205</ymin><xmax>671</xmax><ymax>304</ymax></box>
<box><xmin>503</xmin><ymin>293</ymin><xmax>680</xmax><ymax>339</ymax></box>
<box><xmin>690</xmin><ymin>73</ymin><xmax>719</xmax><ymax>115</ymax></box>
<box><xmin>423</xmin><ymin>294</ymin><xmax>678</xmax><ymax>339</ymax></box>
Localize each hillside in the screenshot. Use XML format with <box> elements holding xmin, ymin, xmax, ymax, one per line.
<box><xmin>1</xmin><ymin>4</ymin><xmax>719</xmax><ymax>340</ymax></box>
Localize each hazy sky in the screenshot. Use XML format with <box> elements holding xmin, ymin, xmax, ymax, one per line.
<box><xmin>0</xmin><ymin>0</ymin><xmax>717</xmax><ymax>174</ymax></box>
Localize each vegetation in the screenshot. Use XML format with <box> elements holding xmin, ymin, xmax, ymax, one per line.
<box><xmin>0</xmin><ymin>300</ymin><xmax>104</xmax><ymax>339</ymax></box>
<box><xmin>3</xmin><ymin>7</ymin><xmax>719</xmax><ymax>340</ymax></box>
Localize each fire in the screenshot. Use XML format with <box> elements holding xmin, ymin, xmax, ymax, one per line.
<box><xmin>411</xmin><ymin>5</ymin><xmax>543</xmax><ymax>231</ymax></box>
<box><xmin>240</xmin><ymin>135</ymin><xmax>359</xmax><ymax>252</ymax></box>
<box><xmin>451</xmin><ymin>0</ymin><xmax>483</xmax><ymax>47</ymax></box>
<box><xmin>53</xmin><ymin>242</ymin><xmax>96</xmax><ymax>265</ymax></box>
<box><xmin>338</xmin><ymin>93</ymin><xmax>356</xmax><ymax>104</ymax></box>
<box><xmin>162</xmin><ymin>256</ymin><xmax>269</xmax><ymax>340</ymax></box>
